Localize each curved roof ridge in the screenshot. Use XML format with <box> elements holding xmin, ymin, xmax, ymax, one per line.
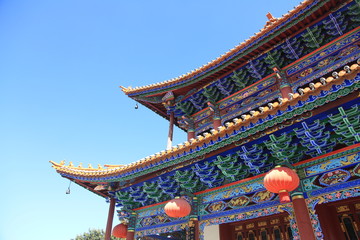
<box><xmin>121</xmin><ymin>0</ymin><xmax>312</xmax><ymax>95</ymax></box>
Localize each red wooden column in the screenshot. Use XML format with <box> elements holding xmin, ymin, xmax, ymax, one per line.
<box><xmin>188</xmin><ymin>129</ymin><xmax>196</xmax><ymax>141</ymax></box>
<box><xmin>194</xmin><ymin>220</ymin><xmax>200</xmax><ymax>240</ymax></box>
<box><xmin>208</xmin><ymin>102</ymin><xmax>222</xmax><ymax>130</ymax></box>
<box><xmin>126</xmin><ymin>211</ymin><xmax>137</xmax><ymax>240</ymax></box>
<box><xmin>104</xmin><ymin>198</ymin><xmax>116</xmax><ymax>240</ymax></box>
<box><xmin>182</xmin><ymin>116</ymin><xmax>196</xmax><ymax>141</ymax></box>
<box><xmin>273</xmin><ymin>67</ymin><xmax>292</xmax><ymax>99</ymax></box>
<box><xmin>188</xmin><ymin>219</ymin><xmax>200</xmax><ymax>240</ymax></box>
<box><xmin>126</xmin><ymin>231</ymin><xmax>135</xmax><ymax>240</ymax></box>
<box><xmin>213</xmin><ymin>117</ymin><xmax>222</xmax><ymax>130</ymax></box>
<box><xmin>219</xmin><ymin>223</ymin><xmax>233</xmax><ymax>240</ymax></box>
<box><xmin>291</xmin><ymin>193</ymin><xmax>316</xmax><ymax>240</ymax></box>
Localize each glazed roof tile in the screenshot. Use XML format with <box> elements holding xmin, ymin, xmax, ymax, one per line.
<box><xmin>51</xmin><ymin>63</ymin><xmax>360</xmax><ymax>181</ymax></box>
<box><xmin>121</xmin><ymin>0</ymin><xmax>316</xmax><ymax>96</ymax></box>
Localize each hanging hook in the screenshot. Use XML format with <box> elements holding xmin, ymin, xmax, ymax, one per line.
<box><xmin>135</xmin><ymin>103</ymin><xmax>139</xmax><ymax>109</ymax></box>
<box><xmin>66</xmin><ymin>180</ymin><xmax>72</xmax><ymax>194</ymax></box>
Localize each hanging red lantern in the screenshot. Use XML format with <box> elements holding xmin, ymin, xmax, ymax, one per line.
<box><xmin>112</xmin><ymin>223</ymin><xmax>127</xmax><ymax>238</ymax></box>
<box><xmin>264</xmin><ymin>166</ymin><xmax>300</xmax><ymax>203</ymax></box>
<box><xmin>164</xmin><ymin>197</ymin><xmax>191</xmax><ymax>218</ymax></box>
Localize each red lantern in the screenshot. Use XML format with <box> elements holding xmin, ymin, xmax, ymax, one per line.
<box><xmin>164</xmin><ymin>197</ymin><xmax>191</xmax><ymax>218</ymax></box>
<box><xmin>264</xmin><ymin>166</ymin><xmax>300</xmax><ymax>203</ymax></box>
<box><xmin>112</xmin><ymin>223</ymin><xmax>127</xmax><ymax>238</ymax></box>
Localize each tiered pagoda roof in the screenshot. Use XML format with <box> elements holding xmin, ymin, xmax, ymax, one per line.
<box><xmin>51</xmin><ymin>62</ymin><xmax>360</xmax><ymax>197</ymax></box>
<box><xmin>51</xmin><ymin>0</ymin><xmax>360</xmax><ymax>201</ymax></box>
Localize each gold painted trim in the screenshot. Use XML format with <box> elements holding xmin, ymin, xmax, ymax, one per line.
<box><xmin>292</xmin><ymin>195</ymin><xmax>304</xmax><ymax>200</ymax></box>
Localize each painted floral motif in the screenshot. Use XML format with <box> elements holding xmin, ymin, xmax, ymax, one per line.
<box><xmin>338</xmin><ymin>45</ymin><xmax>359</xmax><ymax>57</ymax></box>
<box><xmin>241</xmin><ymin>97</ymin><xmax>258</xmax><ymax>106</ymax></box>
<box><xmin>319</xmin><ymin>169</ymin><xmax>351</xmax><ymax>186</ymax></box>
<box><xmin>307</xmin><ymin>187</ymin><xmax>360</xmax><ymax>240</ymax></box>
<box><xmin>316</xmin><ymin>56</ymin><xmax>335</xmax><ymax>68</ymax></box>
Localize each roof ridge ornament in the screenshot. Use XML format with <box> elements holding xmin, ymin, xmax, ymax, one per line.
<box><xmin>266</xmin><ymin>12</ymin><xmax>275</xmax><ymax>21</ymax></box>
<box><xmin>265</xmin><ymin>12</ymin><xmax>278</xmax><ymax>27</ymax></box>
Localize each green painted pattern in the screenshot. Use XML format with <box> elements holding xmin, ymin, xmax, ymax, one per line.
<box><xmin>214</xmin><ymin>154</ymin><xmax>249</xmax><ymax>181</ymax></box>
<box><xmin>264</xmin><ymin>133</ymin><xmax>302</xmax><ymax>164</ymax></box>
<box><xmin>328</xmin><ymin>105</ymin><xmax>360</xmax><ymax>145</ymax></box>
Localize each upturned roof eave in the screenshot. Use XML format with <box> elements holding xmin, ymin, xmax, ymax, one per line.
<box><xmin>51</xmin><ymin>64</ymin><xmax>360</xmax><ymax>184</ymax></box>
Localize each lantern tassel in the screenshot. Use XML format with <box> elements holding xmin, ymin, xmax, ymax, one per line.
<box><xmin>278</xmin><ymin>190</ymin><xmax>291</xmax><ymax>203</ymax></box>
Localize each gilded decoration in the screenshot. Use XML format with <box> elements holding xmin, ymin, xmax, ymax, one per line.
<box><xmin>286</xmin><ymin>28</ymin><xmax>360</xmax><ymax>76</ymax></box>
<box><xmin>218</xmin><ymin>78</ymin><xmax>276</xmax><ymax>110</ymax></box>
<box><xmin>207</xmin><ymin>201</ymin><xmax>227</xmax><ymax>213</ymax></box>
<box><xmin>228</xmin><ymin>196</ymin><xmax>250</xmax><ymax>208</ymax></box>
<box><xmin>336</xmin><ymin>205</ymin><xmax>350</xmax><ymax>213</ymax></box>
<box><xmin>304</xmin><ymin>152</ymin><xmax>360</xmax><ymax>176</ymax></box>
<box><xmin>201</xmin><ymin>187</ymin><xmax>277</xmax><ymax>217</ymax></box>
<box><xmin>251</xmin><ymin>190</ymin><xmax>275</xmax><ymax>203</ymax></box>
<box><xmin>201</xmin><ymin>180</ymin><xmax>264</xmax><ymax>204</ymax></box>
<box><xmin>289</xmin><ymin>34</ymin><xmax>360</xmax><ymax>90</ymax></box>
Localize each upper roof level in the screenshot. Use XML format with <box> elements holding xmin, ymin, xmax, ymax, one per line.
<box><xmin>121</xmin><ymin>0</ymin><xmax>355</xmax><ymax>132</ymax></box>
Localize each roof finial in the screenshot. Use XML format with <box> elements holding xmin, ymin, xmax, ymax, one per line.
<box><xmin>266</xmin><ymin>12</ymin><xmax>275</xmax><ymax>21</ymax></box>
<box><xmin>265</xmin><ymin>12</ymin><xmax>277</xmax><ymax>27</ymax></box>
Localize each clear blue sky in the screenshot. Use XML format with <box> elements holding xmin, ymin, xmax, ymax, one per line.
<box><xmin>0</xmin><ymin>1</ymin><xmax>298</xmax><ymax>239</ymax></box>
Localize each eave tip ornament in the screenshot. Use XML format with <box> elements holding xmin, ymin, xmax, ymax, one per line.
<box><xmin>164</xmin><ymin>197</ymin><xmax>191</xmax><ymax>218</ymax></box>
<box><xmin>264</xmin><ymin>166</ymin><xmax>300</xmax><ymax>203</ymax></box>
